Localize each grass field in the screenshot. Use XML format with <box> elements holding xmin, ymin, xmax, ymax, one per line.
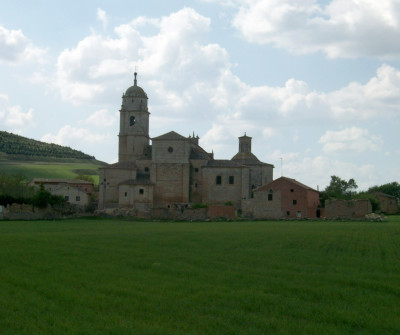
<box><xmin>0</xmin><ymin>161</ymin><xmax>103</xmax><ymax>184</ymax></box>
<box><xmin>0</xmin><ymin>217</ymin><xmax>399</xmax><ymax>334</ymax></box>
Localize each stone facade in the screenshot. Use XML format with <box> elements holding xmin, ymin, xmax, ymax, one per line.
<box><xmin>99</xmin><ymin>73</ymin><xmax>274</xmax><ymax>214</ymax></box>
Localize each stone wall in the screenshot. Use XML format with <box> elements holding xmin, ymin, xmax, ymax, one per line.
<box><xmin>325</xmin><ymin>199</ymin><xmax>372</xmax><ymax>219</ymax></box>
<box><xmin>373</xmin><ymin>193</ymin><xmax>398</xmax><ymax>214</ymax></box>
<box><xmin>0</xmin><ymin>203</ymin><xmax>61</xmax><ymax>220</ymax></box>
<box><xmin>207</xmin><ymin>206</ymin><xmax>236</xmax><ymax>219</ymax></box>
<box><xmin>202</xmin><ymin>167</ymin><xmax>250</xmax><ymax>207</ymax></box>
<box><xmin>242</xmin><ymin>190</ymin><xmax>282</xmax><ymax>219</ymax></box>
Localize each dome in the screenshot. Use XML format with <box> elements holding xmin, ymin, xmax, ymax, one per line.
<box><xmin>124</xmin><ymin>72</ymin><xmax>148</xmax><ymax>98</ymax></box>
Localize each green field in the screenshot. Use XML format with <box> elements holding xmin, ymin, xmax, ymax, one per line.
<box><xmin>0</xmin><ymin>161</ymin><xmax>103</xmax><ymax>184</ymax></box>
<box><xmin>1</xmin><ymin>217</ymin><xmax>399</xmax><ymax>334</ymax></box>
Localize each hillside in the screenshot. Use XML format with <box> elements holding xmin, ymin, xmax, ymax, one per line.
<box><xmin>0</xmin><ymin>131</ymin><xmax>107</xmax><ymax>183</ymax></box>
<box><xmin>0</xmin><ymin>131</ymin><xmax>94</xmax><ymax>160</ymax></box>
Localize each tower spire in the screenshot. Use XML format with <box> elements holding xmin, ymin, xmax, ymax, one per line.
<box><xmin>134</xmin><ymin>72</ymin><xmax>137</xmax><ymax>86</ymax></box>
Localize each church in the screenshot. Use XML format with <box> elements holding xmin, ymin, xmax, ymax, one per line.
<box><xmin>98</xmin><ymin>73</ymin><xmax>274</xmax><ymax>213</ymax></box>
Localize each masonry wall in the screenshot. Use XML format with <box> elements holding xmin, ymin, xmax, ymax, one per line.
<box><xmin>325</xmin><ymin>199</ymin><xmax>372</xmax><ymax>219</ymax></box>
<box><xmin>242</xmin><ymin>190</ymin><xmax>282</xmax><ymax>219</ymax></box>
<box><xmin>152</xmin><ymin>163</ymin><xmax>190</xmax><ymax>207</ymax></box>
<box><xmin>51</xmin><ymin>186</ymin><xmax>89</xmax><ymax>206</ymax></box>
<box><xmin>119</xmin><ymin>184</ymin><xmax>154</xmax><ymax>208</ymax></box>
<box><xmin>373</xmin><ymin>193</ymin><xmax>398</xmax><ymax>214</ymax></box>
<box><xmin>99</xmin><ymin>167</ymin><xmax>137</xmax><ymax>209</ymax></box>
<box><xmin>202</xmin><ymin>167</ymin><xmax>250</xmax><ymax>207</ymax></box>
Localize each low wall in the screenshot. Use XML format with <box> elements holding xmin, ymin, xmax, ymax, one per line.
<box><xmin>0</xmin><ymin>203</ymin><xmax>61</xmax><ymax>220</ymax></box>
<box><xmin>325</xmin><ymin>199</ymin><xmax>372</xmax><ymax>219</ymax></box>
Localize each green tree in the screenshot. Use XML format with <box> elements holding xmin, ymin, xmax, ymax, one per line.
<box><xmin>368</xmin><ymin>182</ymin><xmax>400</xmax><ymax>199</ymax></box>
<box><xmin>323</xmin><ymin>175</ymin><xmax>358</xmax><ymax>200</ymax></box>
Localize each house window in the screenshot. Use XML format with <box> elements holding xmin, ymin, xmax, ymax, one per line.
<box><xmin>293</xmin><ymin>200</ymin><xmax>297</xmax><ymax>205</ymax></box>
<box><xmin>290</xmin><ymin>189</ymin><xmax>294</xmax><ymax>192</ymax></box>
<box><xmin>76</xmin><ymin>196</ymin><xmax>80</xmax><ymax>202</ymax></box>
<box><xmin>268</xmin><ymin>194</ymin><xmax>273</xmax><ymax>201</ymax></box>
<box><xmin>194</xmin><ymin>168</ymin><xmax>199</xmax><ymax>173</ymax></box>
<box><xmin>139</xmin><ymin>188</ymin><xmax>144</xmax><ymax>195</ymax></box>
<box><xmin>229</xmin><ymin>176</ymin><xmax>234</xmax><ymax>185</ymax></box>
<box><xmin>216</xmin><ymin>176</ymin><xmax>222</xmax><ymax>185</ymax></box>
<box><xmin>168</xmin><ymin>146</ymin><xmax>173</xmax><ymax>153</ymax></box>
<box><xmin>65</xmin><ymin>196</ymin><xmax>69</xmax><ymax>201</ymax></box>
<box><xmin>144</xmin><ymin>167</ymin><xmax>149</xmax><ymax>172</ymax></box>
<box><xmin>286</xmin><ymin>211</ymin><xmax>290</xmax><ymax>216</ymax></box>
<box><xmin>125</xmin><ymin>192</ymin><xmax>128</xmax><ymax>197</ymax></box>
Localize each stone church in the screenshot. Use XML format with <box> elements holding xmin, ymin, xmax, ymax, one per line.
<box><xmin>99</xmin><ymin>73</ymin><xmax>274</xmax><ymax>212</ymax></box>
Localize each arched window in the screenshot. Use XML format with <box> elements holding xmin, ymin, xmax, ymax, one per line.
<box><xmin>130</xmin><ymin>115</ymin><xmax>136</xmax><ymax>126</ymax></box>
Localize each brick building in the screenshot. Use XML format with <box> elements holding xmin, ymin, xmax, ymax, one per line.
<box><xmin>242</xmin><ymin>177</ymin><xmax>320</xmax><ymax>219</ymax></box>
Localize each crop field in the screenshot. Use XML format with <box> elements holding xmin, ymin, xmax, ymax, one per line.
<box><xmin>0</xmin><ymin>217</ymin><xmax>399</xmax><ymax>334</ymax></box>
<box><xmin>0</xmin><ymin>161</ymin><xmax>101</xmax><ymax>184</ymax></box>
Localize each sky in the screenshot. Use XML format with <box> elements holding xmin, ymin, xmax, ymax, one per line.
<box><xmin>0</xmin><ymin>0</ymin><xmax>399</xmax><ymax>190</ymax></box>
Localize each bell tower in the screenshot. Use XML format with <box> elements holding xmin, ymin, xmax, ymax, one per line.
<box><xmin>118</xmin><ymin>72</ymin><xmax>150</xmax><ymax>162</ymax></box>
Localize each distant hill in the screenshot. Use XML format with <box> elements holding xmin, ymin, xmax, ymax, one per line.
<box><xmin>0</xmin><ymin>131</ymin><xmax>107</xmax><ymax>183</ymax></box>
<box><xmin>0</xmin><ymin>131</ymin><xmax>95</xmax><ymax>160</ymax></box>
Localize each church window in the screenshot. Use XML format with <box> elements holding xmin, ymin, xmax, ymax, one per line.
<box><xmin>293</xmin><ymin>200</ymin><xmax>297</xmax><ymax>205</ymax></box>
<box><xmin>130</xmin><ymin>115</ymin><xmax>136</xmax><ymax>126</ymax></box>
<box><xmin>139</xmin><ymin>188</ymin><xmax>144</xmax><ymax>195</ymax></box>
<box><xmin>194</xmin><ymin>168</ymin><xmax>199</xmax><ymax>173</ymax></box>
<box><xmin>125</xmin><ymin>192</ymin><xmax>127</xmax><ymax>197</ymax></box>
<box><xmin>168</xmin><ymin>146</ymin><xmax>173</xmax><ymax>153</ymax></box>
<box><xmin>216</xmin><ymin>176</ymin><xmax>222</xmax><ymax>185</ymax></box>
<box><xmin>286</xmin><ymin>211</ymin><xmax>290</xmax><ymax>216</ymax></box>
<box><xmin>229</xmin><ymin>176</ymin><xmax>234</xmax><ymax>184</ymax></box>
<box><xmin>195</xmin><ymin>183</ymin><xmax>198</xmax><ymax>188</ymax></box>
<box><xmin>144</xmin><ymin>167</ymin><xmax>149</xmax><ymax>172</ymax></box>
<box><xmin>76</xmin><ymin>196</ymin><xmax>80</xmax><ymax>202</ymax></box>
<box><xmin>290</xmin><ymin>189</ymin><xmax>294</xmax><ymax>192</ymax></box>
<box><xmin>268</xmin><ymin>194</ymin><xmax>273</xmax><ymax>201</ymax></box>
<box><xmin>65</xmin><ymin>196</ymin><xmax>69</xmax><ymax>201</ymax></box>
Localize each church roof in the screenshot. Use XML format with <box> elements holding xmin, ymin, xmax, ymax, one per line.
<box><xmin>205</xmin><ymin>160</ymin><xmax>247</xmax><ymax>168</ymax></box>
<box><xmin>152</xmin><ymin>131</ymin><xmax>187</xmax><ymax>141</ymax></box>
<box><xmin>255</xmin><ymin>177</ymin><xmax>318</xmax><ymax>193</ymax></box>
<box><xmin>190</xmin><ymin>147</ymin><xmax>212</xmax><ymax>160</ymax></box>
<box><xmin>124</xmin><ymin>72</ymin><xmax>148</xmax><ymax>98</ymax></box>
<box><xmin>231</xmin><ymin>152</ymin><xmax>273</xmax><ymax>167</ymax></box>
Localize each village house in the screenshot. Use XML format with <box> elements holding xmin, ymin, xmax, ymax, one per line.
<box><xmin>242</xmin><ymin>177</ymin><xmax>320</xmax><ymax>219</ymax></box>
<box><xmin>29</xmin><ymin>178</ymin><xmax>94</xmax><ymax>207</ymax></box>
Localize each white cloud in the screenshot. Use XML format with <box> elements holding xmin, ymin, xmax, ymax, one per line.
<box><xmin>97</xmin><ymin>8</ymin><xmax>108</xmax><ymax>29</ymax></box>
<box><xmin>82</xmin><ymin>109</ymin><xmax>117</xmax><ymax>128</ymax></box>
<box><xmin>41</xmin><ymin>125</ymin><xmax>106</xmax><ymax>146</ymax></box>
<box><xmin>0</xmin><ymin>24</ymin><xmax>47</xmax><ymax>64</ymax></box>
<box><xmin>319</xmin><ymin>127</ymin><xmax>383</xmax><ymax>154</ymax></box>
<box><xmin>0</xmin><ymin>93</ymin><xmax>35</xmax><ymax>131</ymax></box>
<box><xmin>53</xmin><ymin>7</ymin><xmax>400</xmax><ymax>152</ymax></box>
<box><xmin>55</xmin><ymin>7</ymin><xmax>227</xmax><ymax>107</ymax></box>
<box><xmin>231</xmin><ymin>0</ymin><xmax>400</xmax><ymax>59</ymax></box>
<box><xmin>265</xmin><ymin>149</ymin><xmax>378</xmax><ymax>190</ymax></box>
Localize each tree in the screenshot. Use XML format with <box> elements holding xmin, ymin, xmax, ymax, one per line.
<box><xmin>323</xmin><ymin>175</ymin><xmax>358</xmax><ymax>200</ymax></box>
<box><xmin>368</xmin><ymin>182</ymin><xmax>400</xmax><ymax>199</ymax></box>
